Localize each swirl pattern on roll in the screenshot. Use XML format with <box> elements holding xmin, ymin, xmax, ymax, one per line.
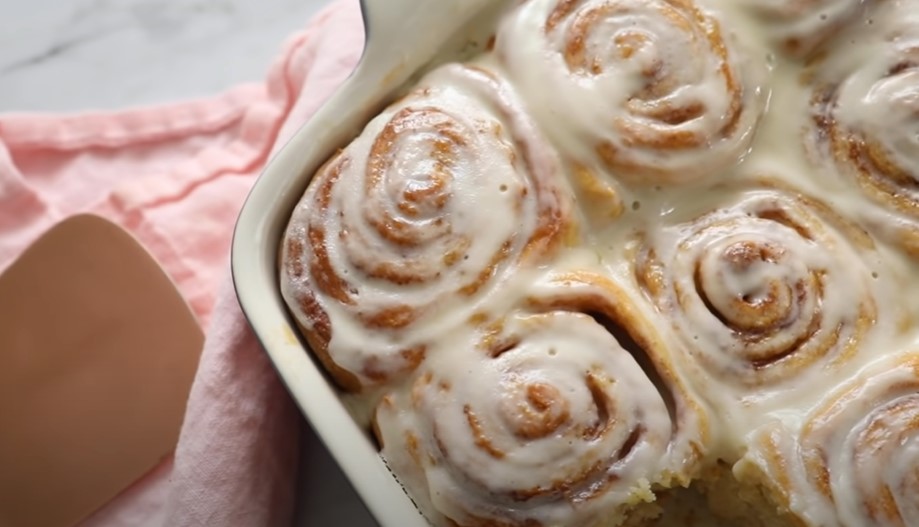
<box><xmin>742</xmin><ymin>0</ymin><xmax>871</xmax><ymax>57</ymax></box>
<box><xmin>635</xmin><ymin>186</ymin><xmax>877</xmax><ymax>392</ymax></box>
<box><xmin>374</xmin><ymin>272</ymin><xmax>708</xmax><ymax>527</ymax></box>
<box><xmin>280</xmin><ymin>63</ymin><xmax>570</xmax><ymax>391</ymax></box>
<box><xmin>494</xmin><ymin>0</ymin><xmax>765</xmax><ymax>185</ymax></box>
<box><xmin>810</xmin><ymin>24</ymin><xmax>919</xmax><ymax>257</ymax></box>
<box><xmin>738</xmin><ymin>354</ymin><xmax>919</xmax><ymax>526</ymax></box>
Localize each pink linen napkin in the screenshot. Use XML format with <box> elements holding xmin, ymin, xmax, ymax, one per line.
<box><xmin>0</xmin><ymin>1</ymin><xmax>364</xmax><ymax>525</ymax></box>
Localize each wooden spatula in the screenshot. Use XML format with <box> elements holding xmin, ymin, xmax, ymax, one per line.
<box><xmin>0</xmin><ymin>214</ymin><xmax>204</xmax><ymax>527</ymax></box>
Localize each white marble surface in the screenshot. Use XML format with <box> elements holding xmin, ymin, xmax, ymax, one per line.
<box><xmin>1</xmin><ymin>0</ymin><xmax>331</xmax><ymax>112</ymax></box>
<box><xmin>0</xmin><ymin>1</ymin><xmax>377</xmax><ymax>526</ymax></box>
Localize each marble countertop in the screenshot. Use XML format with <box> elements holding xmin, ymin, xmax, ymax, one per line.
<box><xmin>1</xmin><ymin>0</ymin><xmax>331</xmax><ymax>111</ymax></box>
<box><xmin>0</xmin><ymin>1</ymin><xmax>377</xmax><ymax>526</ymax></box>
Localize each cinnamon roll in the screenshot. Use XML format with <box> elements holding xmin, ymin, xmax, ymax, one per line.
<box><xmin>809</xmin><ymin>14</ymin><xmax>919</xmax><ymax>257</ymax></box>
<box><xmin>741</xmin><ymin>0</ymin><xmax>873</xmax><ymax>57</ymax></box>
<box><xmin>280</xmin><ymin>63</ymin><xmax>570</xmax><ymax>391</ymax></box>
<box><xmin>634</xmin><ymin>185</ymin><xmax>878</xmax><ymax>397</ymax></box>
<box><xmin>373</xmin><ymin>271</ymin><xmax>709</xmax><ymax>527</ymax></box>
<box><xmin>494</xmin><ymin>0</ymin><xmax>766</xmax><ymax>186</ymax></box>
<box><xmin>736</xmin><ymin>353</ymin><xmax>919</xmax><ymax>527</ymax></box>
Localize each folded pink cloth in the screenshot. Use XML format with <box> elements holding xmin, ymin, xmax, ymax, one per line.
<box><xmin>0</xmin><ymin>1</ymin><xmax>364</xmax><ymax>525</ymax></box>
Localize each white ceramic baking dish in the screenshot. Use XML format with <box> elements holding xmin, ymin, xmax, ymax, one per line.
<box><xmin>231</xmin><ymin>1</ymin><xmax>505</xmax><ymax>525</ymax></box>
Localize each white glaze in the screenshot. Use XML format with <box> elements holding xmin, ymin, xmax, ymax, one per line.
<box><xmin>281</xmin><ymin>0</ymin><xmax>919</xmax><ymax>525</ymax></box>
<box><xmin>635</xmin><ymin>188</ymin><xmax>889</xmax><ymax>415</ymax></box>
<box><xmin>280</xmin><ymin>62</ymin><xmax>569</xmax><ymax>388</ymax></box>
<box><xmin>739</xmin><ymin>0</ymin><xmax>871</xmax><ymax>57</ymax></box>
<box><xmin>493</xmin><ymin>0</ymin><xmax>768</xmax><ymax>185</ymax></box>
<box><xmin>738</xmin><ymin>354</ymin><xmax>919</xmax><ymax>526</ymax></box>
<box><xmin>378</xmin><ymin>308</ymin><xmax>673</xmax><ymax>527</ymax></box>
<box><xmin>827</xmin><ymin>11</ymin><xmax>919</xmax><ymax>181</ymax></box>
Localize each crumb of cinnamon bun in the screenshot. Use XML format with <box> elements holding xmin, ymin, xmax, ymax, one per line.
<box><xmin>721</xmin><ymin>461</ymin><xmax>810</xmax><ymax>527</ymax></box>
